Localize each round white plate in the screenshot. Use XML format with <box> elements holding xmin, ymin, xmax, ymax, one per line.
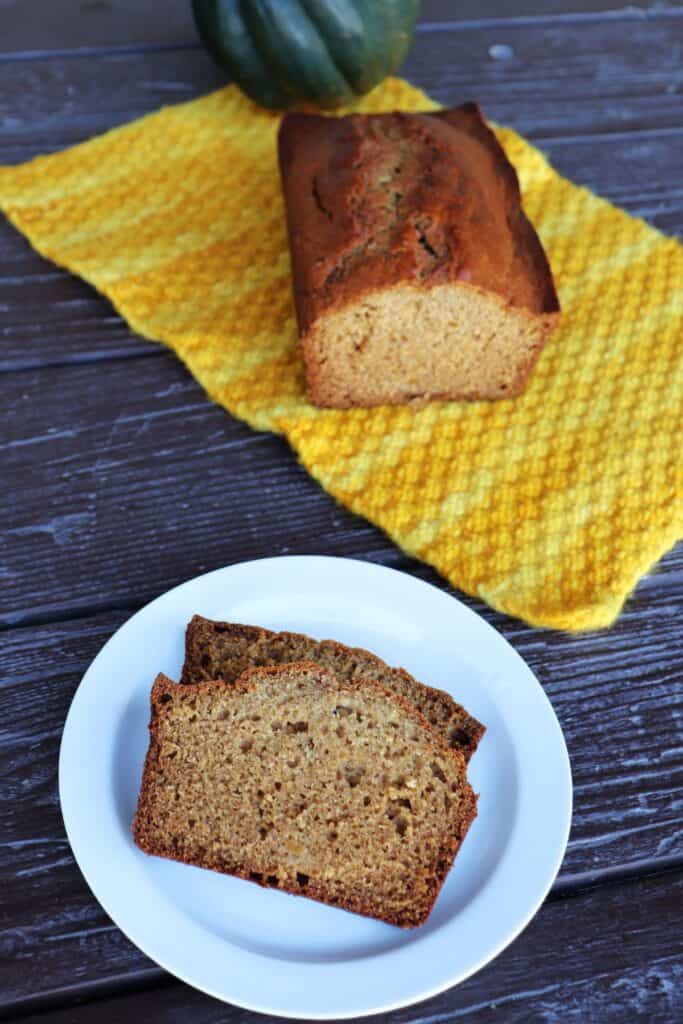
<box><xmin>59</xmin><ymin>555</ymin><xmax>572</xmax><ymax>1019</ymax></box>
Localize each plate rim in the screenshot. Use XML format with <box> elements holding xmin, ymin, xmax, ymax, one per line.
<box><xmin>59</xmin><ymin>554</ymin><xmax>573</xmax><ymax>1019</ymax></box>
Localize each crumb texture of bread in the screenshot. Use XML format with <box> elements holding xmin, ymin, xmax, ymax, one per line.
<box><xmin>182</xmin><ymin>616</ymin><xmax>485</xmax><ymax>761</ymax></box>
<box><xmin>278</xmin><ymin>103</ymin><xmax>560</xmax><ymax>408</ymax></box>
<box><xmin>133</xmin><ymin>667</ymin><xmax>478</xmax><ymax>928</ymax></box>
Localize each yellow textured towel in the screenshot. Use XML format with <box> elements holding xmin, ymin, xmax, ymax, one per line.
<box><xmin>1</xmin><ymin>79</ymin><xmax>681</xmax><ymax>630</ymax></box>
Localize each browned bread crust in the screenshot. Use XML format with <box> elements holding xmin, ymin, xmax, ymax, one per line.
<box><xmin>181</xmin><ymin>615</ymin><xmax>485</xmax><ymax>762</ymax></box>
<box><xmin>133</xmin><ymin>667</ymin><xmax>478</xmax><ymax>928</ymax></box>
<box><xmin>278</xmin><ymin>103</ymin><xmax>560</xmax><ymax>408</ymax></box>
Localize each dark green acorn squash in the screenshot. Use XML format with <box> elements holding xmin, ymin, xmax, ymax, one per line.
<box><xmin>192</xmin><ymin>0</ymin><xmax>420</xmax><ymax>110</ymax></box>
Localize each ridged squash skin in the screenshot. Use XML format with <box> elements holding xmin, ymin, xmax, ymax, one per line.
<box><xmin>192</xmin><ymin>0</ymin><xmax>421</xmax><ymax>109</ymax></box>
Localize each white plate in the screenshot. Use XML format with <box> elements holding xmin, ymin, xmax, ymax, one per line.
<box><xmin>59</xmin><ymin>555</ymin><xmax>572</xmax><ymax>1019</ymax></box>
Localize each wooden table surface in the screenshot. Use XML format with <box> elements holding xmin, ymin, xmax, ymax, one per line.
<box><xmin>1</xmin><ymin>1</ymin><xmax>682</xmax><ymax>1021</ymax></box>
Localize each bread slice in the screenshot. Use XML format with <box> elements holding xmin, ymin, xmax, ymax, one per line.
<box><xmin>278</xmin><ymin>104</ymin><xmax>560</xmax><ymax>408</ymax></box>
<box><xmin>181</xmin><ymin>615</ymin><xmax>485</xmax><ymax>762</ymax></box>
<box><xmin>133</xmin><ymin>665</ymin><xmax>478</xmax><ymax>928</ymax></box>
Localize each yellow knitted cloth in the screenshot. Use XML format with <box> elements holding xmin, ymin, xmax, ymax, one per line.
<box><xmin>1</xmin><ymin>79</ymin><xmax>681</xmax><ymax>630</ymax></box>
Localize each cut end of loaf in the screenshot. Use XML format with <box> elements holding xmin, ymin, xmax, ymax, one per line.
<box><xmin>304</xmin><ymin>283</ymin><xmax>559</xmax><ymax>409</ymax></box>
<box><xmin>133</xmin><ymin>667</ymin><xmax>477</xmax><ymax>928</ymax></box>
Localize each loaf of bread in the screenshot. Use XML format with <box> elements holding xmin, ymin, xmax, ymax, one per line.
<box><xmin>133</xmin><ymin>665</ymin><xmax>478</xmax><ymax>927</ymax></box>
<box><xmin>278</xmin><ymin>103</ymin><xmax>560</xmax><ymax>408</ymax></box>
<box><xmin>181</xmin><ymin>615</ymin><xmax>485</xmax><ymax>761</ymax></box>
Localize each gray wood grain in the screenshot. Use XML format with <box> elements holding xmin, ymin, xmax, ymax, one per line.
<box><xmin>0</xmin><ymin>234</ymin><xmax>158</xmax><ymax>371</ymax></box>
<box><xmin>9</xmin><ymin>865</ymin><xmax>683</xmax><ymax>1021</ymax></box>
<box><xmin>1</xmin><ymin>356</ymin><xmax>396</xmax><ymax>625</ymax></box>
<box><xmin>0</xmin><ymin>582</ymin><xmax>681</xmax><ymax>1008</ymax></box>
<box><xmin>1</xmin><ymin>13</ymin><xmax>680</xmax><ymax>148</ymax></box>
<box><xmin>0</xmin><ymin>1</ymin><xmax>679</xmax><ymax>54</ymax></box>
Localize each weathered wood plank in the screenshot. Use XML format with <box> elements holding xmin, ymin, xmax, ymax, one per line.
<box><xmin>0</xmin><ymin>356</ymin><xmax>399</xmax><ymax>625</ymax></box>
<box><xmin>0</xmin><ymin>611</ymin><xmax>163</xmax><ymax>1008</ymax></box>
<box><xmin>0</xmin><ymin>2</ymin><xmax>677</xmax><ymax>55</ymax></box>
<box><xmin>1</xmin><ymin>15</ymin><xmax>680</xmax><ymax>147</ymax></box>
<box><xmin>7</xmin><ymin>842</ymin><xmax>683</xmax><ymax>1020</ymax></box>
<box><xmin>0</xmin><ymin>565</ymin><xmax>681</xmax><ymax>1008</ymax></box>
<box><xmin>0</xmin><ymin>229</ymin><xmax>158</xmax><ymax>371</ymax></box>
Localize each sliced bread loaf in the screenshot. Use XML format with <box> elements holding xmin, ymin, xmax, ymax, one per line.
<box><xmin>133</xmin><ymin>664</ymin><xmax>478</xmax><ymax>928</ymax></box>
<box><xmin>278</xmin><ymin>105</ymin><xmax>560</xmax><ymax>408</ymax></box>
<box><xmin>181</xmin><ymin>615</ymin><xmax>484</xmax><ymax>762</ymax></box>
